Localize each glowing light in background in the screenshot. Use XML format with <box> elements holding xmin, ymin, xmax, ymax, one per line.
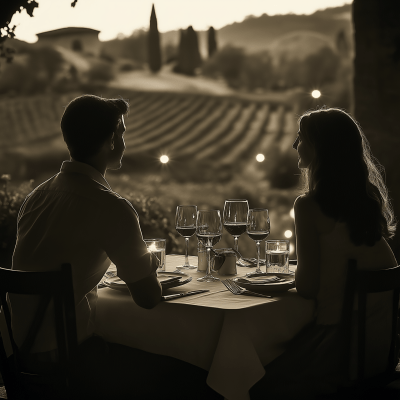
<box><xmin>256</xmin><ymin>154</ymin><xmax>265</xmax><ymax>162</ymax></box>
<box><xmin>311</xmin><ymin>90</ymin><xmax>321</xmax><ymax>99</ymax></box>
<box><xmin>284</xmin><ymin>230</ymin><xmax>293</xmax><ymax>238</ymax></box>
<box><xmin>160</xmin><ymin>155</ymin><xmax>169</xmax><ymax>163</ymax></box>
<box><xmin>290</xmin><ymin>208</ymin><xmax>295</xmax><ymax>219</ymax></box>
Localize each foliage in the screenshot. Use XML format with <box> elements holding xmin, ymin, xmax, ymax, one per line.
<box><xmin>0</xmin><ymin>175</ymin><xmax>34</xmax><ymax>268</ymax></box>
<box><xmin>275</xmin><ymin>46</ymin><xmax>341</xmax><ymax>90</ymax></box>
<box><xmin>173</xmin><ymin>26</ymin><xmax>202</xmax><ymax>76</ymax></box>
<box><xmin>202</xmin><ymin>45</ymin><xmax>245</xmax><ymax>88</ymax></box>
<box><xmin>147</xmin><ymin>4</ymin><xmax>161</xmax><ymax>73</ymax></box>
<box><xmin>207</xmin><ymin>27</ymin><xmax>217</xmax><ymax>58</ymax></box>
<box><xmin>86</xmin><ymin>60</ymin><xmax>115</xmax><ymax>82</ymax></box>
<box><xmin>123</xmin><ymin>193</ymin><xmax>182</xmax><ymax>254</ymax></box>
<box><xmin>242</xmin><ymin>52</ymin><xmax>273</xmax><ymax>92</ymax></box>
<box><xmin>0</xmin><ymin>45</ymin><xmax>65</xmax><ymax>94</ymax></box>
<box><xmin>203</xmin><ymin>44</ymin><xmax>342</xmax><ymax>93</ymax></box>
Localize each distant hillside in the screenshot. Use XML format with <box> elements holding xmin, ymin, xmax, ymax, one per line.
<box><xmin>160</xmin><ymin>4</ymin><xmax>352</xmax><ymax>56</ymax></box>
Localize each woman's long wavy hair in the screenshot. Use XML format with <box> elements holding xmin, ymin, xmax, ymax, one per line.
<box><xmin>299</xmin><ymin>107</ymin><xmax>396</xmax><ymax>246</ymax></box>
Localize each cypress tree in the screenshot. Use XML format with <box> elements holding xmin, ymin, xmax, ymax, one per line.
<box><xmin>185</xmin><ymin>26</ymin><xmax>202</xmax><ymax>75</ymax></box>
<box><xmin>173</xmin><ymin>29</ymin><xmax>187</xmax><ymax>73</ymax></box>
<box><xmin>148</xmin><ymin>4</ymin><xmax>161</xmax><ymax>73</ymax></box>
<box><xmin>207</xmin><ymin>27</ymin><xmax>217</xmax><ymax>58</ymax></box>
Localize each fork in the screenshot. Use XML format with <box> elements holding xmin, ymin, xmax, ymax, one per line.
<box><xmin>221</xmin><ymin>279</ymin><xmax>272</xmax><ymax>298</ymax></box>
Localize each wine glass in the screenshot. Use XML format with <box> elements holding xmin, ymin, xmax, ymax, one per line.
<box><xmin>223</xmin><ymin>199</ymin><xmax>249</xmax><ymax>257</ymax></box>
<box><xmin>196</xmin><ymin>210</ymin><xmax>222</xmax><ymax>282</ymax></box>
<box><xmin>246</xmin><ymin>209</ymin><xmax>270</xmax><ymax>276</ymax></box>
<box><xmin>175</xmin><ymin>205</ymin><xmax>197</xmax><ymax>271</ymax></box>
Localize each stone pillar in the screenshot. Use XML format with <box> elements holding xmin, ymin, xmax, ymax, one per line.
<box><xmin>353</xmin><ymin>0</ymin><xmax>400</xmax><ymax>259</ymax></box>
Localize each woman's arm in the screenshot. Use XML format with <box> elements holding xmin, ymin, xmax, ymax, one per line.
<box><xmin>294</xmin><ymin>195</ymin><xmax>321</xmax><ymax>299</ymax></box>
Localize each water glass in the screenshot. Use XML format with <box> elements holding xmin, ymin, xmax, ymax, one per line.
<box><xmin>265</xmin><ymin>240</ymin><xmax>290</xmax><ymax>274</ymax></box>
<box><xmin>144</xmin><ymin>239</ymin><xmax>166</xmax><ymax>271</ymax></box>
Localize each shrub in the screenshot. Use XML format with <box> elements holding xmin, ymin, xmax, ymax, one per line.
<box><xmin>87</xmin><ymin>60</ymin><xmax>115</xmax><ymax>82</ymax></box>
<box><xmin>0</xmin><ymin>176</ymin><xmax>34</xmax><ymax>268</ymax></box>
<box><xmin>123</xmin><ymin>194</ymin><xmax>182</xmax><ymax>254</ymax></box>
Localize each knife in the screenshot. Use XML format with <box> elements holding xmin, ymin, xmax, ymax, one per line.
<box><xmin>162</xmin><ymin>290</ymin><xmax>210</xmax><ymax>301</ymax></box>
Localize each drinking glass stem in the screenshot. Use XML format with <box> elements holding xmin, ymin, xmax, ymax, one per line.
<box><xmin>184</xmin><ymin>237</ymin><xmax>190</xmax><ymax>266</ymax></box>
<box><xmin>206</xmin><ymin>246</ymin><xmax>212</xmax><ymax>276</ymax></box>
<box><xmin>234</xmin><ymin>236</ymin><xmax>239</xmax><ymax>253</ymax></box>
<box><xmin>256</xmin><ymin>241</ymin><xmax>261</xmax><ymax>271</ymax></box>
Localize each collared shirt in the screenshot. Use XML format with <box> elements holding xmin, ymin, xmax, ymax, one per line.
<box><xmin>10</xmin><ymin>160</ymin><xmax>157</xmax><ymax>353</ymax></box>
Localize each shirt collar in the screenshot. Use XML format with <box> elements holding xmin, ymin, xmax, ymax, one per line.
<box><xmin>60</xmin><ymin>160</ymin><xmax>112</xmax><ymax>190</ymax></box>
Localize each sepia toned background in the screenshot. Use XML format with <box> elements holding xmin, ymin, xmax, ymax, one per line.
<box><xmin>1</xmin><ymin>1</ymin><xmax>399</xmax><ymax>269</ymax></box>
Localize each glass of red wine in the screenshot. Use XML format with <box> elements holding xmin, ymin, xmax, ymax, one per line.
<box><xmin>196</xmin><ymin>210</ymin><xmax>222</xmax><ymax>282</ymax></box>
<box><xmin>246</xmin><ymin>209</ymin><xmax>270</xmax><ymax>275</ymax></box>
<box><xmin>175</xmin><ymin>205</ymin><xmax>198</xmax><ymax>271</ymax></box>
<box><xmin>223</xmin><ymin>199</ymin><xmax>249</xmax><ymax>258</ymax></box>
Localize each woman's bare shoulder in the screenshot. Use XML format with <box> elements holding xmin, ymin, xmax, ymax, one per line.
<box><xmin>294</xmin><ymin>194</ymin><xmax>319</xmax><ymax>213</ymax></box>
<box><xmin>294</xmin><ymin>194</ymin><xmax>336</xmax><ymax>233</ymax></box>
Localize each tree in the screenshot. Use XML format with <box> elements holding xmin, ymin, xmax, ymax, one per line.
<box><xmin>207</xmin><ymin>27</ymin><xmax>217</xmax><ymax>58</ymax></box>
<box><xmin>353</xmin><ymin>0</ymin><xmax>400</xmax><ymax>259</ymax></box>
<box><xmin>147</xmin><ymin>3</ymin><xmax>161</xmax><ymax>73</ymax></box>
<box><xmin>174</xmin><ymin>26</ymin><xmax>202</xmax><ymax>76</ymax></box>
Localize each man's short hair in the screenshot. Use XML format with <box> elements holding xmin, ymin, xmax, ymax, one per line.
<box><xmin>61</xmin><ymin>95</ymin><xmax>129</xmax><ymax>161</ymax></box>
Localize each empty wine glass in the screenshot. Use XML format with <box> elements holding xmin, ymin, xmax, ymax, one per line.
<box><xmin>246</xmin><ymin>209</ymin><xmax>270</xmax><ymax>276</ymax></box>
<box><xmin>175</xmin><ymin>205</ymin><xmax>197</xmax><ymax>271</ymax></box>
<box><xmin>196</xmin><ymin>210</ymin><xmax>222</xmax><ymax>282</ymax></box>
<box><xmin>223</xmin><ymin>199</ymin><xmax>249</xmax><ymax>261</ymax></box>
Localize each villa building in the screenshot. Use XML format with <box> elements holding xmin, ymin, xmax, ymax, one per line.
<box><xmin>36</xmin><ymin>27</ymin><xmax>101</xmax><ymax>56</ymax></box>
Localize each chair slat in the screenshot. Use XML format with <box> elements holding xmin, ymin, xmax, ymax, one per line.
<box><xmin>342</xmin><ymin>259</ymin><xmax>400</xmax><ymax>387</ymax></box>
<box><xmin>0</xmin><ymin>264</ymin><xmax>78</xmax><ymax>399</ymax></box>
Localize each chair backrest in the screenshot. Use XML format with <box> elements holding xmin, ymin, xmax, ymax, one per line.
<box><xmin>341</xmin><ymin>259</ymin><xmax>400</xmax><ymax>383</ymax></box>
<box><xmin>0</xmin><ymin>263</ymin><xmax>78</xmax><ymax>399</ymax></box>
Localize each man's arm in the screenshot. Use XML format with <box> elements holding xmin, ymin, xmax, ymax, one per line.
<box><xmin>126</xmin><ymin>271</ymin><xmax>162</xmax><ymax>309</ymax></box>
<box><xmin>97</xmin><ymin>198</ymin><xmax>163</xmax><ymax>309</ymax></box>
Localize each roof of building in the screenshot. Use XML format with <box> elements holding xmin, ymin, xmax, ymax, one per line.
<box><xmin>37</xmin><ymin>27</ymin><xmax>100</xmax><ymax>38</ymax></box>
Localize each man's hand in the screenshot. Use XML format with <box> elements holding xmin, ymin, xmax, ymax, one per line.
<box><xmin>126</xmin><ymin>272</ymin><xmax>162</xmax><ymax>309</ymax></box>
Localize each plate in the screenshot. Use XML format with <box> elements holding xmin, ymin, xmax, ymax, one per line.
<box><xmin>233</xmin><ymin>273</ymin><xmax>295</xmax><ymax>293</ymax></box>
<box><xmin>102</xmin><ymin>271</ymin><xmax>192</xmax><ymax>292</ymax></box>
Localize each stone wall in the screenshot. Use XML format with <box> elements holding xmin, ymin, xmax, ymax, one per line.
<box><xmin>353</xmin><ymin>0</ymin><xmax>400</xmax><ymax>259</ymax></box>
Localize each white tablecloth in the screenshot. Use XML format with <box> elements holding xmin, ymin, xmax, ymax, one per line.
<box><xmin>95</xmin><ymin>255</ymin><xmax>315</xmax><ymax>400</ymax></box>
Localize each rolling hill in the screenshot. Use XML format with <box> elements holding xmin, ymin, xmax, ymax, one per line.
<box><xmin>159</xmin><ymin>4</ymin><xmax>352</xmax><ymax>56</ymax></box>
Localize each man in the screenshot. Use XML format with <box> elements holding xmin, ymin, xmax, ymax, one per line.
<box><xmin>10</xmin><ymin>95</ymin><xmax>221</xmax><ymax>399</ymax></box>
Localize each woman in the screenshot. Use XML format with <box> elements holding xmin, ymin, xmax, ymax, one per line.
<box><xmin>250</xmin><ymin>107</ymin><xmax>398</xmax><ymax>399</ymax></box>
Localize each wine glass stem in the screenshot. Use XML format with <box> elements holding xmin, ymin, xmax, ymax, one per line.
<box><xmin>234</xmin><ymin>236</ymin><xmax>239</xmax><ymax>253</ymax></box>
<box><xmin>206</xmin><ymin>246</ymin><xmax>212</xmax><ymax>276</ymax></box>
<box><xmin>184</xmin><ymin>237</ymin><xmax>189</xmax><ymax>266</ymax></box>
<box><xmin>256</xmin><ymin>241</ymin><xmax>260</xmax><ymax>270</ymax></box>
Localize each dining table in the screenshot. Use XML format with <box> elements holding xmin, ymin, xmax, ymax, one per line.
<box><xmin>95</xmin><ymin>254</ymin><xmax>316</xmax><ymax>400</ymax></box>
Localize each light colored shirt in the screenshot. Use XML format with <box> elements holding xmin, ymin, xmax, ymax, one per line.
<box><xmin>10</xmin><ymin>160</ymin><xmax>157</xmax><ymax>353</ymax></box>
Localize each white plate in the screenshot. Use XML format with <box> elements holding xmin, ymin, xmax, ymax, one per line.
<box><xmin>234</xmin><ymin>273</ymin><xmax>295</xmax><ymax>293</ymax></box>
<box><xmin>102</xmin><ymin>272</ymin><xmax>191</xmax><ymax>292</ymax></box>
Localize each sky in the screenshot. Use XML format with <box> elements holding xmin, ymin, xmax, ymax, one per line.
<box><xmin>10</xmin><ymin>0</ymin><xmax>352</xmax><ymax>43</ymax></box>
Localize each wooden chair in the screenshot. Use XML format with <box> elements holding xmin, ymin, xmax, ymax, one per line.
<box><xmin>339</xmin><ymin>259</ymin><xmax>400</xmax><ymax>396</ymax></box>
<box><xmin>0</xmin><ymin>263</ymin><xmax>78</xmax><ymax>400</ymax></box>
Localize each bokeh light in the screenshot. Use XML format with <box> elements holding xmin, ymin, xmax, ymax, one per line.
<box><xmin>289</xmin><ymin>208</ymin><xmax>295</xmax><ymax>219</ymax></box>
<box><xmin>284</xmin><ymin>230</ymin><xmax>293</xmax><ymax>238</ymax></box>
<box><xmin>256</xmin><ymin>154</ymin><xmax>265</xmax><ymax>162</ymax></box>
<box><xmin>311</xmin><ymin>90</ymin><xmax>321</xmax><ymax>98</ymax></box>
<box><xmin>160</xmin><ymin>155</ymin><xmax>169</xmax><ymax>163</ymax></box>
